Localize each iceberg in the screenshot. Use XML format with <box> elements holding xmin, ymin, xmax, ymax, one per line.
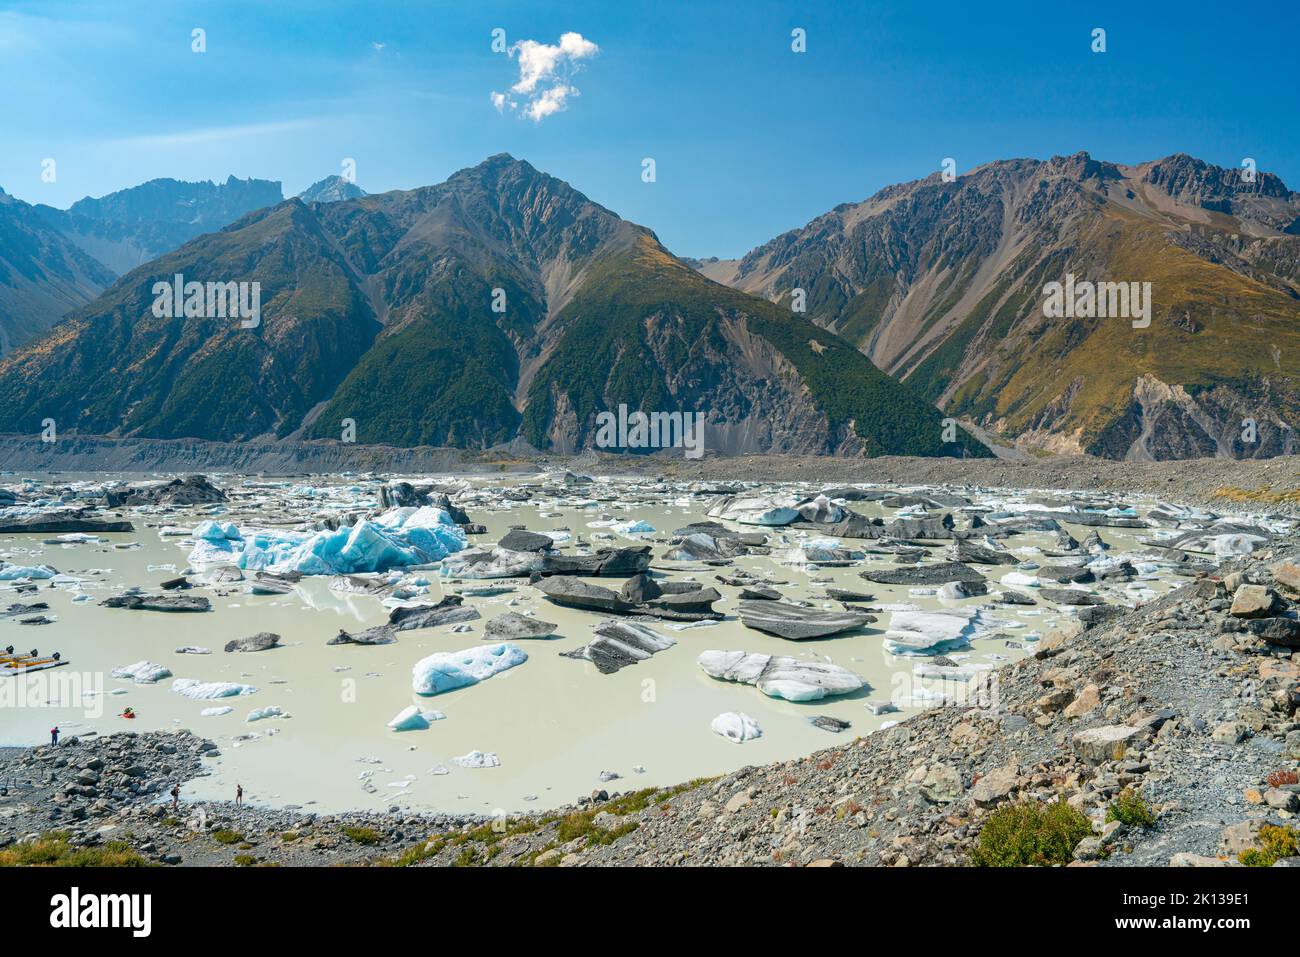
<box><xmin>387</xmin><ymin>705</ymin><xmax>446</xmax><ymax>731</ymax></box>
<box><xmin>200</xmin><ymin>706</ymin><xmax>234</xmax><ymax>717</ymax></box>
<box><xmin>698</xmin><ymin>650</ymin><xmax>863</xmax><ymax>702</ymax></box>
<box><xmin>246</xmin><ymin>705</ymin><xmax>286</xmax><ymax>722</ymax></box>
<box><xmin>884</xmin><ymin>609</ymin><xmax>992</xmax><ymax>655</ymax></box>
<box><xmin>111</xmin><ymin>660</ymin><xmax>173</xmax><ymax>684</ymax></box>
<box><xmin>238</xmin><ymin>506</ymin><xmax>466</xmax><ymax>576</ymax></box>
<box><xmin>0</xmin><ymin>564</ymin><xmax>57</xmax><ymax>580</ymax></box>
<box><xmin>711</xmin><ymin>711</ymin><xmax>762</xmax><ymax>743</ymax></box>
<box><xmin>450</xmin><ymin>750</ymin><xmax>500</xmax><ymax>768</ymax></box>
<box><xmin>411</xmin><ymin>642</ymin><xmax>528</xmax><ymax>696</ymax></box>
<box><xmin>171</xmin><ymin>678</ymin><xmax>258</xmax><ymax>699</ymax></box>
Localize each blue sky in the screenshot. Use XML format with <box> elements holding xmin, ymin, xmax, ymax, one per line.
<box><xmin>2</xmin><ymin>0</ymin><xmax>1297</xmax><ymax>258</ymax></box>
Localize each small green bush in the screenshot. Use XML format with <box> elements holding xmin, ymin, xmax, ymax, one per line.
<box><xmin>1239</xmin><ymin>825</ymin><xmax>1299</xmax><ymax>867</ymax></box>
<box><xmin>233</xmin><ymin>854</ymin><xmax>258</xmax><ymax>867</ymax></box>
<box><xmin>212</xmin><ymin>829</ymin><xmax>244</xmax><ymax>845</ymax></box>
<box><xmin>1106</xmin><ymin>788</ymin><xmax>1156</xmax><ymax>828</ymax></box>
<box><xmin>970</xmin><ymin>800</ymin><xmax>1092</xmax><ymax>867</ymax></box>
<box><xmin>342</xmin><ymin>825</ymin><xmax>381</xmax><ymax>845</ymax></box>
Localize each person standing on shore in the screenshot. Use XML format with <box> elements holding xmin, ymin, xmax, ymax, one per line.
<box><xmin>236</xmin><ymin>784</ymin><xmax>243</xmax><ymax>806</ymax></box>
<box><xmin>171</xmin><ymin>783</ymin><xmax>180</xmax><ymax>812</ymax></box>
<box><xmin>49</xmin><ymin>726</ymin><xmax>59</xmax><ymax>746</ymax></box>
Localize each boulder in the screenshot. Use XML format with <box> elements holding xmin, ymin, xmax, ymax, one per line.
<box><xmin>1247</xmin><ymin>616</ymin><xmax>1300</xmax><ymax>648</ymax></box>
<box><xmin>497</xmin><ymin>529</ymin><xmax>554</xmax><ymax>553</ymax></box>
<box><xmin>971</xmin><ymin>766</ymin><xmax>1018</xmax><ymax>807</ymax></box>
<box><xmin>101</xmin><ymin>594</ymin><xmax>211</xmax><ymax>613</ymax></box>
<box><xmin>538</xmin><ymin>546</ymin><xmax>651</xmax><ymax>577</ymax></box>
<box><xmin>919</xmin><ymin>764</ymin><xmax>963</xmax><ymax>804</ymax></box>
<box><xmin>1230</xmin><ymin>584</ymin><xmax>1278</xmax><ymax>619</ymax></box>
<box><xmin>1072</xmin><ymin>725</ymin><xmax>1141</xmax><ymax>764</ymax></box>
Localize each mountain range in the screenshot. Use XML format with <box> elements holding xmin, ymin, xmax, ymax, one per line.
<box><xmin>0</xmin><ymin>155</ymin><xmax>984</xmax><ymax>459</ymax></box>
<box><xmin>693</xmin><ymin>152</ymin><xmax>1299</xmax><ymax>460</ymax></box>
<box><xmin>0</xmin><ymin>174</ymin><xmax>367</xmax><ymax>357</ymax></box>
<box><xmin>0</xmin><ymin>150</ymin><xmax>1294</xmax><ymax>460</ymax></box>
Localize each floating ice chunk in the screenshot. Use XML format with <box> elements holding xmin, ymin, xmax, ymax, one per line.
<box><xmin>200</xmin><ymin>706</ymin><xmax>233</xmax><ymax>717</ymax></box>
<box><xmin>1000</xmin><ymin>571</ymin><xmax>1040</xmax><ymax>588</ymax></box>
<box><xmin>711</xmin><ymin>712</ymin><xmax>762</xmax><ymax>743</ymax></box>
<box><xmin>612</xmin><ymin>519</ymin><xmax>655</xmax><ymax>536</ymax></box>
<box><xmin>0</xmin><ymin>564</ymin><xmax>56</xmax><ymax>580</ymax></box>
<box><xmin>240</xmin><ymin>509</ymin><xmax>466</xmax><ymax>576</ymax></box>
<box><xmin>171</xmin><ymin>678</ymin><xmax>258</xmax><ymax>699</ymax></box>
<box><xmin>411</xmin><ymin>642</ymin><xmax>527</xmax><ymax>696</ymax></box>
<box><xmin>884</xmin><ymin>609</ymin><xmax>991</xmax><ymax>654</ymax></box>
<box><xmin>1211</xmin><ymin>534</ymin><xmax>1267</xmax><ymax>559</ymax></box>
<box><xmin>111</xmin><ymin>660</ymin><xmax>172</xmax><ymax>684</ymax></box>
<box><xmin>450</xmin><ymin>750</ymin><xmax>500</xmax><ymax>768</ymax></box>
<box><xmin>697</xmin><ymin>650</ymin><xmax>863</xmax><ymax>702</ymax></box>
<box><xmin>246</xmin><ymin>706</ymin><xmax>286</xmax><ymax>722</ymax></box>
<box><xmin>387</xmin><ymin>705</ymin><xmax>446</xmax><ymax>731</ymax></box>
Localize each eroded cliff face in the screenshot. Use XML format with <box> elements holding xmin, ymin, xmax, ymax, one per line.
<box><xmin>711</xmin><ymin>152</ymin><xmax>1300</xmax><ymax>460</ymax></box>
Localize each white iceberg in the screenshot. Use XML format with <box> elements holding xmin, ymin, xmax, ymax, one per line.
<box><xmin>200</xmin><ymin>706</ymin><xmax>233</xmax><ymax>717</ymax></box>
<box><xmin>0</xmin><ymin>564</ymin><xmax>57</xmax><ymax>580</ymax></box>
<box><xmin>171</xmin><ymin>678</ymin><xmax>258</xmax><ymax>699</ymax></box>
<box><xmin>697</xmin><ymin>650</ymin><xmax>863</xmax><ymax>702</ymax></box>
<box><xmin>711</xmin><ymin>711</ymin><xmax>762</xmax><ymax>743</ymax></box>
<box><xmin>387</xmin><ymin>705</ymin><xmax>446</xmax><ymax>731</ymax></box>
<box><xmin>884</xmin><ymin>609</ymin><xmax>991</xmax><ymax>654</ymax></box>
<box><xmin>450</xmin><ymin>750</ymin><xmax>500</xmax><ymax>768</ymax></box>
<box><xmin>411</xmin><ymin>642</ymin><xmax>527</xmax><ymax>696</ymax></box>
<box><xmin>246</xmin><ymin>706</ymin><xmax>286</xmax><ymax>722</ymax></box>
<box><xmin>111</xmin><ymin>660</ymin><xmax>172</xmax><ymax>684</ymax></box>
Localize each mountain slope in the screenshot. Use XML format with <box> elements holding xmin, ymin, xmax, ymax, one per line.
<box><xmin>713</xmin><ymin>152</ymin><xmax>1300</xmax><ymax>460</ymax></box>
<box><xmin>0</xmin><ymin>187</ymin><xmax>116</xmax><ymax>355</ymax></box>
<box><xmin>0</xmin><ymin>156</ymin><xmax>986</xmax><ymax>458</ymax></box>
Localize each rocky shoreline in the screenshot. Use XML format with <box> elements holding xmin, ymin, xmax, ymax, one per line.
<box><xmin>4</xmin><ymin>543</ymin><xmax>1298</xmax><ymax>867</ymax></box>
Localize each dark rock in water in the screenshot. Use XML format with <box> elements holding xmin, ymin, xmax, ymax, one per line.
<box><xmin>664</xmin><ymin>527</ymin><xmax>753</xmax><ymax>561</ymax></box>
<box><xmin>995</xmin><ymin>589</ymin><xmax>1037</xmax><ymax>606</ymax></box>
<box><xmin>1037</xmin><ymin>565</ymin><xmax>1095</xmax><ymax>584</ymax></box>
<box><xmin>817</xmin><ymin>487</ymin><xmax>889</xmax><ymax>502</ymax></box>
<box><xmin>1040</xmin><ymin>511</ymin><xmax>1146</xmax><ymax>529</ymax></box>
<box><xmin>1094</xmin><ymin>560</ymin><xmax>1135</xmax><ymax>581</ymax></box>
<box><xmin>224</xmin><ymin>631</ymin><xmax>281</xmax><ymax>653</ymax></box>
<box><xmin>19</xmin><ymin>615</ymin><xmax>52</xmax><ymax>625</ymax></box>
<box><xmin>103</xmin><ymin>475</ymin><xmax>226</xmax><ymax>507</ymax></box>
<box><xmin>484</xmin><ymin>612</ymin><xmax>557</xmax><ymax>641</ymax></box>
<box><xmin>810</xmin><ymin>715</ymin><xmax>851</xmax><ymax>733</ymax></box>
<box><xmin>1055</xmin><ymin>529</ymin><xmax>1081</xmax><ymax>551</ymax></box>
<box><xmin>101</xmin><ymin>594</ymin><xmax>211</xmax><ymax>612</ymax></box>
<box><xmin>328</xmin><ymin>628</ymin><xmax>394</xmax><ymax>646</ymax></box>
<box><xmin>539</xmin><ymin>546</ymin><xmax>651</xmax><ymax>577</ymax></box>
<box><xmin>388</xmin><ymin>597</ymin><xmax>481</xmax><ymax>632</ymax></box>
<box><xmin>952</xmin><ymin>538</ymin><xmax>1015</xmax><ymax>565</ymax></box>
<box><xmin>540</xmin><ymin>574</ymin><xmax>720</xmax><ymax>621</ymax></box>
<box><xmin>331</xmin><ymin>596</ymin><xmax>479</xmax><ymax>645</ymax></box>
<box><xmin>796</xmin><ymin>509</ymin><xmax>884</xmax><ymax>540</ymax></box>
<box><xmin>1247</xmin><ymin>616</ymin><xmax>1300</xmax><ymax>648</ymax></box>
<box><xmin>538</xmin><ymin>576</ymin><xmax>635</xmax><ymax>614</ymax></box>
<box><xmin>0</xmin><ymin>511</ymin><xmax>134</xmax><ymax>534</ymax></box>
<box><xmin>882</xmin><ymin>514</ymin><xmax>956</xmax><ymax>541</ymax></box>
<box><xmin>249</xmin><ymin>572</ymin><xmax>299</xmax><ymax>595</ymax></box>
<box><xmin>462</xmin><ymin>523</ymin><xmax>487</xmax><ymax>535</ymax></box>
<box><xmin>1039</xmin><ymin>588</ymin><xmax>1106</xmax><ymax>606</ymax></box>
<box><xmin>739</xmin><ymin>586</ymin><xmax>783</xmax><ymax>601</ymax></box>
<box><xmin>498</xmin><ymin>529</ymin><xmax>554</xmax><ymax>553</ymax></box>
<box><xmin>1081</xmin><ymin>530</ymin><xmax>1108</xmax><ymax>551</ymax></box>
<box><xmin>159</xmin><ymin>576</ymin><xmax>189</xmax><ymax>590</ymax></box>
<box><xmin>1</xmin><ymin>602</ymin><xmax>49</xmax><ymax>618</ymax></box>
<box><xmin>378</xmin><ymin>481</ymin><xmax>431</xmax><ymax>509</ymax></box>
<box><xmin>861</xmin><ymin>562</ymin><xmax>985</xmax><ymax>586</ymax></box>
<box><xmin>561</xmin><ymin>619</ymin><xmax>675</xmax><ymax>674</ymax></box>
<box><xmin>825</xmin><ymin>587</ymin><xmax>874</xmax><ymax>602</ymax></box>
<box><xmin>737</xmin><ymin>600</ymin><xmax>872</xmax><ymax>640</ymax></box>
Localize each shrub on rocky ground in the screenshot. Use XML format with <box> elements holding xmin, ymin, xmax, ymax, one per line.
<box><xmin>0</xmin><ymin>831</ymin><xmax>151</xmax><ymax>867</ymax></box>
<box><xmin>1106</xmin><ymin>788</ymin><xmax>1156</xmax><ymax>828</ymax></box>
<box><xmin>1238</xmin><ymin>825</ymin><xmax>1298</xmax><ymax>867</ymax></box>
<box><xmin>970</xmin><ymin>800</ymin><xmax>1092</xmax><ymax>867</ymax></box>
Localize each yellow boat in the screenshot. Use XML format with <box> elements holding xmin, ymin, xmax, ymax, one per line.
<box><xmin>0</xmin><ymin>650</ymin><xmax>67</xmax><ymax>675</ymax></box>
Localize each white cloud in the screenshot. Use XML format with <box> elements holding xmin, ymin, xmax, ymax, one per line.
<box><xmin>491</xmin><ymin>31</ymin><xmax>598</xmax><ymax>123</ymax></box>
